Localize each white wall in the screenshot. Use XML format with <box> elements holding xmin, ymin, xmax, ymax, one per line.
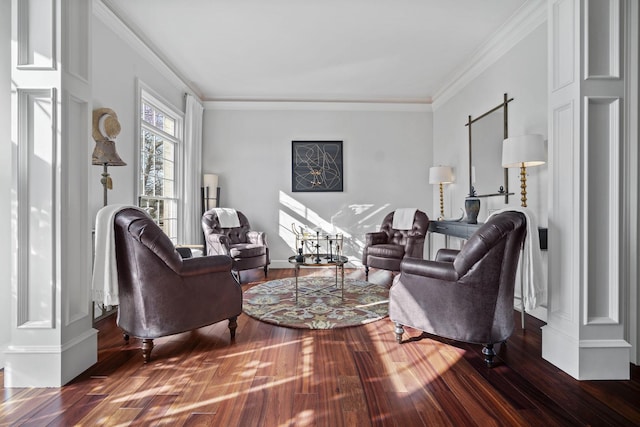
<box><xmin>433</xmin><ymin>22</ymin><xmax>548</xmax><ymax>225</ymax></box>
<box><xmin>0</xmin><ymin>0</ymin><xmax>11</xmax><ymax>369</ymax></box>
<box><xmin>432</xmin><ymin>22</ymin><xmax>548</xmax><ymax>319</ymax></box>
<box><xmin>203</xmin><ymin>105</ymin><xmax>433</xmax><ymax>267</ymax></box>
<box><xmin>90</xmin><ymin>13</ymin><xmax>189</xmax><ymax>218</ymax></box>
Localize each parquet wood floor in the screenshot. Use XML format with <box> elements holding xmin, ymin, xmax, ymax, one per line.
<box><xmin>1</xmin><ymin>268</ymin><xmax>639</xmax><ymax>426</ymax></box>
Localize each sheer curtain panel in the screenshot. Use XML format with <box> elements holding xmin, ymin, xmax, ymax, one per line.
<box><xmin>183</xmin><ymin>94</ymin><xmax>204</xmax><ymax>244</ymax></box>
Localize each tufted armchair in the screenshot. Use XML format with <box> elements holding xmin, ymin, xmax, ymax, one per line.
<box><xmin>389</xmin><ymin>211</ymin><xmax>527</xmax><ymax>367</ymax></box>
<box><xmin>362</xmin><ymin>209</ymin><xmax>430</xmax><ymax>279</ymax></box>
<box><xmin>114</xmin><ymin>208</ymin><xmax>242</xmax><ymax>363</ymax></box>
<box><xmin>202</xmin><ymin>209</ymin><xmax>270</xmax><ymax>282</ymax></box>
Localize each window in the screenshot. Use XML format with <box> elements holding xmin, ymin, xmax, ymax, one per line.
<box><xmin>138</xmin><ymin>87</ymin><xmax>182</xmax><ymax>243</ymax></box>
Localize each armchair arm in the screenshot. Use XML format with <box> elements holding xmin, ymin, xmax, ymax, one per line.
<box><xmin>404</xmin><ymin>235</ymin><xmax>426</xmax><ymax>258</ymax></box>
<box><xmin>247</xmin><ymin>230</ymin><xmax>267</xmax><ymax>246</ymax></box>
<box><xmin>366</xmin><ymin>231</ymin><xmax>388</xmax><ymax>246</ymax></box>
<box><xmin>435</xmin><ymin>248</ymin><xmax>459</xmax><ymax>263</ymax></box>
<box><xmin>400</xmin><ymin>257</ymin><xmax>458</xmax><ymax>282</ymax></box>
<box><xmin>363</xmin><ymin>231</ymin><xmax>389</xmax><ymax>264</ymax></box>
<box><xmin>180</xmin><ymin>255</ymin><xmax>234</xmax><ymax>277</ymax></box>
<box><xmin>204</xmin><ymin>233</ymin><xmax>231</xmax><ymax>256</ymax></box>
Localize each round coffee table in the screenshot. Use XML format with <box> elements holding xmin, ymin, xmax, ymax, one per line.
<box><xmin>288</xmin><ymin>254</ymin><xmax>348</xmax><ymax>302</ymax></box>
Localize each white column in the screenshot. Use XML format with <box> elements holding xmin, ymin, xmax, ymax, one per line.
<box><xmin>622</xmin><ymin>0</ymin><xmax>640</xmax><ymax>369</ymax></box>
<box><xmin>0</xmin><ymin>0</ymin><xmax>12</xmax><ymax>371</ymax></box>
<box><xmin>6</xmin><ymin>0</ymin><xmax>97</xmax><ymax>387</ymax></box>
<box><xmin>543</xmin><ymin>0</ymin><xmax>637</xmax><ymax>380</ymax></box>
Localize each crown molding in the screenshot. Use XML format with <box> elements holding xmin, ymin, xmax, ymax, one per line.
<box><xmin>204</xmin><ymin>100</ymin><xmax>432</xmax><ymax>112</ymax></box>
<box><xmin>431</xmin><ymin>0</ymin><xmax>548</xmax><ymax>110</ymax></box>
<box><xmin>93</xmin><ymin>0</ymin><xmax>202</xmax><ymax>100</ymax></box>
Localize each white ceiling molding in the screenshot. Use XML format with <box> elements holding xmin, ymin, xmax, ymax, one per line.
<box><xmin>204</xmin><ymin>100</ymin><xmax>432</xmax><ymax>112</ymax></box>
<box><xmin>431</xmin><ymin>0</ymin><xmax>548</xmax><ymax>110</ymax></box>
<box><xmin>92</xmin><ymin>0</ymin><xmax>201</xmax><ymax>99</ymax></box>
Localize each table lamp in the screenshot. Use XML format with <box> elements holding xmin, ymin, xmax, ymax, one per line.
<box><xmin>429</xmin><ymin>166</ymin><xmax>454</xmax><ymax>220</ymax></box>
<box><xmin>502</xmin><ymin>134</ymin><xmax>546</xmax><ymax>207</ymax></box>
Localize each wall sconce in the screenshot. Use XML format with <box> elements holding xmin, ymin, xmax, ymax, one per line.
<box><xmin>202</xmin><ymin>173</ymin><xmax>219</xmax><ymax>211</ymax></box>
<box><xmin>502</xmin><ymin>134</ymin><xmax>546</xmax><ymax>207</ymax></box>
<box><xmin>92</xmin><ymin>108</ymin><xmax>126</xmax><ymax>206</ymax></box>
<box><xmin>429</xmin><ymin>166</ymin><xmax>454</xmax><ymax>220</ymax></box>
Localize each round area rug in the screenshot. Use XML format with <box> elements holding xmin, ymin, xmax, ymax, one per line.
<box><xmin>243</xmin><ymin>277</ymin><xmax>389</xmax><ymax>329</ymax></box>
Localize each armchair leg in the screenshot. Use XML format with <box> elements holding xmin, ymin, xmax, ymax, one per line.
<box><xmin>228</xmin><ymin>316</ymin><xmax>238</xmax><ymax>339</ymax></box>
<box><xmin>264</xmin><ymin>265</ymin><xmax>268</xmax><ymax>278</ymax></box>
<box><xmin>123</xmin><ymin>333</ymin><xmax>129</xmax><ymax>342</ymax></box>
<box><xmin>394</xmin><ymin>322</ymin><xmax>404</xmax><ymax>343</ymax></box>
<box><xmin>365</xmin><ymin>266</ymin><xmax>369</xmax><ymax>280</ymax></box>
<box><xmin>482</xmin><ymin>343</ymin><xmax>496</xmax><ymax>367</ymax></box>
<box><xmin>141</xmin><ymin>339</ymin><xmax>154</xmax><ymax>363</ymax></box>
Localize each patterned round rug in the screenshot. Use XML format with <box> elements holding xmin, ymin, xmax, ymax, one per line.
<box><xmin>243</xmin><ymin>277</ymin><xmax>389</xmax><ymax>329</ymax></box>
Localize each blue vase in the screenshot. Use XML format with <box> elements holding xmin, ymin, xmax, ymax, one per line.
<box><xmin>465</xmin><ymin>197</ymin><xmax>480</xmax><ymax>224</ymax></box>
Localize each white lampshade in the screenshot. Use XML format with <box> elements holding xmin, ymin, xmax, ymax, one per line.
<box><xmin>429</xmin><ymin>166</ymin><xmax>454</xmax><ymax>184</ymax></box>
<box><xmin>502</xmin><ymin>134</ymin><xmax>546</xmax><ymax>168</ymax></box>
<box><xmin>203</xmin><ymin>173</ymin><xmax>218</xmax><ymax>190</ymax></box>
<box><xmin>203</xmin><ymin>173</ymin><xmax>219</xmax><ymax>211</ymax></box>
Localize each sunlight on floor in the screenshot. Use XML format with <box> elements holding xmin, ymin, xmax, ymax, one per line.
<box><xmin>153</xmin><ymin>335</ymin><xmax>319</xmax><ymax>423</ymax></box>
<box><xmin>371</xmin><ymin>323</ymin><xmax>463</xmax><ymax>395</ymax></box>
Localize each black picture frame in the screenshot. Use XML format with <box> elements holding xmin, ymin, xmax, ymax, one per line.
<box><xmin>292</xmin><ymin>140</ymin><xmax>343</xmax><ymax>192</ymax></box>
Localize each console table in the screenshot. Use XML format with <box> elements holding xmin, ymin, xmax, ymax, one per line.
<box><xmin>428</xmin><ymin>220</ymin><xmax>547</xmax><ymax>257</ymax></box>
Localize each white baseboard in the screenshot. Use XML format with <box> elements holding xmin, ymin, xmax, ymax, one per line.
<box><xmin>4</xmin><ymin>328</ymin><xmax>98</xmax><ymax>387</ymax></box>
<box><xmin>542</xmin><ymin>325</ymin><xmax>631</xmax><ymax>380</ymax></box>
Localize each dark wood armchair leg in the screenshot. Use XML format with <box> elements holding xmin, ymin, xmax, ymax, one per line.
<box><xmin>141</xmin><ymin>339</ymin><xmax>154</xmax><ymax>363</ymax></box>
<box><xmin>264</xmin><ymin>265</ymin><xmax>268</xmax><ymax>278</ymax></box>
<box><xmin>394</xmin><ymin>322</ymin><xmax>404</xmax><ymax>343</ymax></box>
<box><xmin>482</xmin><ymin>343</ymin><xmax>496</xmax><ymax>367</ymax></box>
<box><xmin>228</xmin><ymin>316</ymin><xmax>238</xmax><ymax>339</ymax></box>
<box><xmin>365</xmin><ymin>266</ymin><xmax>369</xmax><ymax>280</ymax></box>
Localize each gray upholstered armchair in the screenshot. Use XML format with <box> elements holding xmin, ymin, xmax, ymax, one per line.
<box><xmin>362</xmin><ymin>209</ymin><xmax>430</xmax><ymax>279</ymax></box>
<box><xmin>202</xmin><ymin>209</ymin><xmax>270</xmax><ymax>282</ymax></box>
<box><xmin>389</xmin><ymin>211</ymin><xmax>527</xmax><ymax>367</ymax></box>
<box><xmin>114</xmin><ymin>208</ymin><xmax>242</xmax><ymax>363</ymax></box>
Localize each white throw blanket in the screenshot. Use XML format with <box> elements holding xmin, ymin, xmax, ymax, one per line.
<box><xmin>92</xmin><ymin>204</ymin><xmax>149</xmax><ymax>306</ymax></box>
<box><xmin>214</xmin><ymin>208</ymin><xmax>240</xmax><ymax>228</ymax></box>
<box><xmin>392</xmin><ymin>208</ymin><xmax>417</xmax><ymax>230</ymax></box>
<box><xmin>488</xmin><ymin>207</ymin><xmax>546</xmax><ymax>311</ymax></box>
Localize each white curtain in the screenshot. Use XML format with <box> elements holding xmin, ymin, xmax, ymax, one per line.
<box><xmin>182</xmin><ymin>94</ymin><xmax>204</xmax><ymax>244</ymax></box>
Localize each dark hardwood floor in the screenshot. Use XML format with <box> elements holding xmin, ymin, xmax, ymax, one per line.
<box><xmin>1</xmin><ymin>268</ymin><xmax>639</xmax><ymax>426</ymax></box>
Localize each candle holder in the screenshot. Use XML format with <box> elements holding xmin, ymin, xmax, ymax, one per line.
<box><xmin>328</xmin><ymin>239</ymin><xmax>333</xmax><ymax>261</ymax></box>
<box><xmin>314</xmin><ymin>230</ymin><xmax>321</xmax><ymax>263</ymax></box>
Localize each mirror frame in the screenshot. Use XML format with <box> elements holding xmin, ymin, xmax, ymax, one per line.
<box><xmin>466</xmin><ymin>93</ymin><xmax>514</xmax><ymax>203</ymax></box>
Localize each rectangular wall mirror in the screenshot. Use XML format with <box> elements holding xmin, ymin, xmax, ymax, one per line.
<box><xmin>466</xmin><ymin>93</ymin><xmax>513</xmax><ymax>202</ymax></box>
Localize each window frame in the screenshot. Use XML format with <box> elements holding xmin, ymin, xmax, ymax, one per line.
<box><xmin>135</xmin><ymin>80</ymin><xmax>184</xmax><ymax>243</ymax></box>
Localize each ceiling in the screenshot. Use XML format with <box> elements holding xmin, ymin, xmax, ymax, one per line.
<box><xmin>102</xmin><ymin>0</ymin><xmax>530</xmax><ymax>104</ymax></box>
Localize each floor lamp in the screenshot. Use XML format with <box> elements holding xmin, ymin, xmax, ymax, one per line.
<box><xmin>202</xmin><ymin>173</ymin><xmax>220</xmax><ymax>246</ymax></box>
<box><xmin>92</xmin><ymin>139</ymin><xmax>126</xmax><ymax>206</ymax></box>
<box><xmin>202</xmin><ymin>173</ymin><xmax>220</xmax><ymax>211</ymax></box>
<box><xmin>92</xmin><ymin>108</ymin><xmax>126</xmax><ymax>206</ymax></box>
<box><xmin>429</xmin><ymin>166</ymin><xmax>454</xmax><ymax>220</ymax></box>
<box><xmin>91</xmin><ymin>109</ymin><xmax>126</xmax><ymax>325</ymax></box>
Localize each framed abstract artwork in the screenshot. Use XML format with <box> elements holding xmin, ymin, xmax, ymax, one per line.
<box><xmin>292</xmin><ymin>140</ymin><xmax>343</xmax><ymax>192</ymax></box>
